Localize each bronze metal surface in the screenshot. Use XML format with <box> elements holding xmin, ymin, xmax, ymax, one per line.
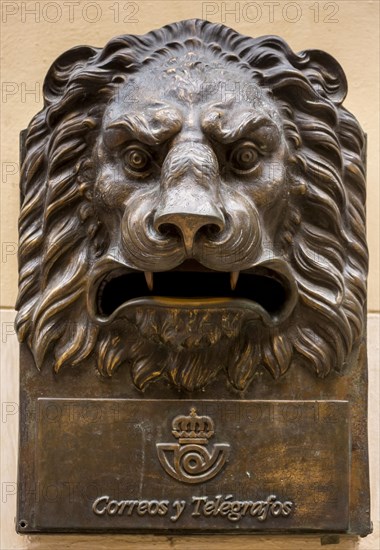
<box><xmin>16</xmin><ymin>19</ymin><xmax>370</xmax><ymax>536</ymax></box>
<box><xmin>30</xmin><ymin>398</ymin><xmax>350</xmax><ymax>532</ymax></box>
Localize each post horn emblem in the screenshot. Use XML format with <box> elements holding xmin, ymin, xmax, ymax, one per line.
<box><xmin>156</xmin><ymin>408</ymin><xmax>230</xmax><ymax>484</ymax></box>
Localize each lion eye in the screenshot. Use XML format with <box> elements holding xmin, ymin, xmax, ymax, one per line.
<box><xmin>124</xmin><ymin>145</ymin><xmax>152</xmax><ymax>175</ymax></box>
<box><xmin>229</xmin><ymin>142</ymin><xmax>259</xmax><ymax>173</ymax></box>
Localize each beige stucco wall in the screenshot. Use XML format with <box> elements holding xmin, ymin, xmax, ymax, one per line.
<box><xmin>1</xmin><ymin>1</ymin><xmax>379</xmax><ymax>548</ymax></box>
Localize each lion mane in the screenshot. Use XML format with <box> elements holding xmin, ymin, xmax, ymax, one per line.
<box><xmin>16</xmin><ymin>19</ymin><xmax>367</xmax><ymax>391</ymax></box>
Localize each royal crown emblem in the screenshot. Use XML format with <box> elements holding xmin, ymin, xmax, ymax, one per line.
<box><xmin>156</xmin><ymin>408</ymin><xmax>230</xmax><ymax>484</ymax></box>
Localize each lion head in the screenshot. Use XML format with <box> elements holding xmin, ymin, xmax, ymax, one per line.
<box><xmin>16</xmin><ymin>20</ymin><xmax>368</xmax><ymax>392</ymax></box>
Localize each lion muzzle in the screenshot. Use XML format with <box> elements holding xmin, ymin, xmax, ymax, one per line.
<box><xmin>153</xmin><ymin>140</ymin><xmax>226</xmax><ymax>255</ymax></box>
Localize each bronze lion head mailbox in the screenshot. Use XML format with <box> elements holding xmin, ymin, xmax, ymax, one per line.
<box><xmin>16</xmin><ymin>19</ymin><xmax>370</xmax><ymax>538</ymax></box>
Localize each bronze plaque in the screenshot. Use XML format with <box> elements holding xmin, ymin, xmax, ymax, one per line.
<box><xmin>33</xmin><ymin>399</ymin><xmax>349</xmax><ymax>532</ymax></box>
<box><xmin>16</xmin><ymin>19</ymin><xmax>370</xmax><ymax>537</ymax></box>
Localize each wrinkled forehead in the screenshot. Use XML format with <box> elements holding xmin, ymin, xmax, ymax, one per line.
<box><xmin>103</xmin><ymin>54</ymin><xmax>281</xmax><ymax>127</ymax></box>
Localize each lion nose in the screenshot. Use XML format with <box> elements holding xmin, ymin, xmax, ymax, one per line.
<box><xmin>154</xmin><ymin>193</ymin><xmax>225</xmax><ymax>255</ymax></box>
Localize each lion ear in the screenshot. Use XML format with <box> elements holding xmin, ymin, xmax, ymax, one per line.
<box><xmin>43</xmin><ymin>45</ymin><xmax>99</xmax><ymax>104</ymax></box>
<box><xmin>299</xmin><ymin>49</ymin><xmax>348</xmax><ymax>104</ymax></box>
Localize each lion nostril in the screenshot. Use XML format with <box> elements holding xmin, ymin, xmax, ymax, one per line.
<box><xmin>156</xmin><ymin>215</ymin><xmax>225</xmax><ymax>254</ymax></box>
<box><xmin>204</xmin><ymin>223</ymin><xmax>222</xmax><ymax>238</ymax></box>
<box><xmin>153</xmin><ymin>196</ymin><xmax>226</xmax><ymax>255</ymax></box>
<box><xmin>157</xmin><ymin>222</ymin><xmax>182</xmax><ymax>240</ymax></box>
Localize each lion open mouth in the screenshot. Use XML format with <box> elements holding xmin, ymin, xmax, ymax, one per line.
<box><xmin>95</xmin><ymin>260</ymin><xmax>297</xmax><ymax>324</ymax></box>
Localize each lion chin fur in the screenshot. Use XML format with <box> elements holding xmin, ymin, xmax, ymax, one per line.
<box><xmin>96</xmin><ymin>308</ymin><xmax>261</xmax><ymax>392</ymax></box>
<box><xmin>15</xmin><ymin>20</ymin><xmax>367</xmax><ymax>392</ymax></box>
